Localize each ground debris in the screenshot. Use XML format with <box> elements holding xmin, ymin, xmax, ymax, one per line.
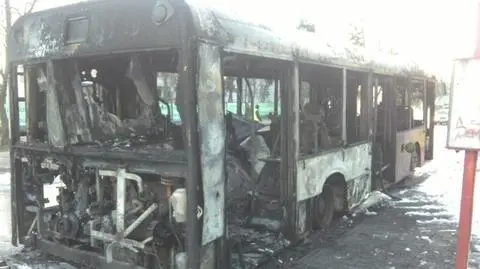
<box><xmin>5</xmin><ymin>249</ymin><xmax>75</xmax><ymax>269</ymax></box>
<box><xmin>352</xmin><ymin>190</ymin><xmax>392</xmax><ymax>214</ymax></box>
<box><xmin>229</xmin><ymin>224</ymin><xmax>290</xmax><ymax>269</ymax></box>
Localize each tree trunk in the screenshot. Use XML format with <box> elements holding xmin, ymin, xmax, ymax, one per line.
<box><xmin>0</xmin><ymin>0</ymin><xmax>12</xmax><ymax>145</ymax></box>
<box><xmin>225</xmin><ymin>77</ymin><xmax>235</xmax><ymax>103</ymax></box>
<box><xmin>0</xmin><ymin>83</ymin><xmax>8</xmax><ymax>145</ymax></box>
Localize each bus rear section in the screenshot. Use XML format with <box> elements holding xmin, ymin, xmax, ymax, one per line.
<box><xmin>7</xmin><ymin>1</ymin><xmax>224</xmax><ymax>269</ymax></box>
<box><xmin>373</xmin><ymin>77</ymin><xmax>436</xmax><ymax>184</ymax></box>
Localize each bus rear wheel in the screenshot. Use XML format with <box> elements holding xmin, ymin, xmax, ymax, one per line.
<box><xmin>312</xmin><ymin>184</ymin><xmax>335</xmax><ymax>230</ymax></box>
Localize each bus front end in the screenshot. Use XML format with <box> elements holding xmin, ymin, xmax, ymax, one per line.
<box><xmin>7</xmin><ymin>1</ymin><xmax>224</xmax><ymax>268</ymax></box>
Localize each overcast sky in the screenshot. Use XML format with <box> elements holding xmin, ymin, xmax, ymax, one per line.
<box><xmin>4</xmin><ymin>0</ymin><xmax>480</xmax><ymax>80</ymax></box>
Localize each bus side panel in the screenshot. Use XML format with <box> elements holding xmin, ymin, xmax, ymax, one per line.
<box><xmin>296</xmin><ymin>142</ymin><xmax>372</xmax><ymax>207</ymax></box>
<box><xmin>395</xmin><ymin>127</ymin><xmax>425</xmax><ymax>182</ymax></box>
<box><xmin>197</xmin><ymin>43</ymin><xmax>226</xmax><ymax>246</ymax></box>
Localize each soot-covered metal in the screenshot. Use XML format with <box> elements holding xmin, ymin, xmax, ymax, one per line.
<box><xmin>7</xmin><ymin>1</ymin><xmax>437</xmax><ymax>269</ymax></box>
<box><xmin>10</xmin><ymin>50</ymin><xmax>289</xmax><ymax>269</ymax></box>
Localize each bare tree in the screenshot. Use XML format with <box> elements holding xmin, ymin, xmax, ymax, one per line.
<box><xmin>224</xmin><ymin>77</ymin><xmax>236</xmax><ymax>103</ymax></box>
<box><xmin>346</xmin><ymin>22</ymin><xmax>368</xmax><ymax>62</ymax></box>
<box><xmin>0</xmin><ymin>0</ymin><xmax>39</xmax><ymax>145</ymax></box>
<box><xmin>348</xmin><ymin>23</ymin><xmax>365</xmax><ymax>48</ymax></box>
<box><xmin>387</xmin><ymin>48</ymin><xmax>399</xmax><ymax>56</ymax></box>
<box><xmin>256</xmin><ymin>79</ymin><xmax>273</xmax><ymax>103</ymax></box>
<box><xmin>297</xmin><ymin>19</ymin><xmax>315</xmax><ymax>33</ymax></box>
<box><xmin>157</xmin><ymin>72</ymin><xmax>179</xmax><ymax>103</ymax></box>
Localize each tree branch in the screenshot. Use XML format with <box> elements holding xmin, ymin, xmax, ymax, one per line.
<box><xmin>8</xmin><ymin>6</ymin><xmax>22</xmax><ymax>18</ymax></box>
<box><xmin>0</xmin><ymin>23</ymin><xmax>6</xmax><ymax>33</ymax></box>
<box><xmin>0</xmin><ymin>69</ymin><xmax>5</xmax><ymax>84</ymax></box>
<box><xmin>25</xmin><ymin>0</ymin><xmax>39</xmax><ymax>14</ymax></box>
<box><xmin>0</xmin><ymin>0</ymin><xmax>39</xmax><ymax>22</ymax></box>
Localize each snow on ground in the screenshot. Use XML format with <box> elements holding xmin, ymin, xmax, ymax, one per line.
<box><xmin>396</xmin><ymin>126</ymin><xmax>480</xmax><ymax>236</ymax></box>
<box><xmin>0</xmin><ymin>173</ymin><xmax>13</xmax><ymax>244</ymax></box>
<box><xmin>0</xmin><ymin>172</ymin><xmax>10</xmax><ymax>186</ymax></box>
<box><xmin>0</xmin><ymin>172</ymin><xmax>62</xmax><ymax>247</ymax></box>
<box><xmin>388</xmin><ymin>125</ymin><xmax>480</xmax><ymax>267</ymax></box>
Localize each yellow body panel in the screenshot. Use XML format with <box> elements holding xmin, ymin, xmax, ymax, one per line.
<box><xmin>395</xmin><ymin>126</ymin><xmax>425</xmax><ymax>182</ymax></box>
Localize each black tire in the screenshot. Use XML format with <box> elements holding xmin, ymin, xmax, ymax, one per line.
<box><xmin>372</xmin><ymin>143</ymin><xmax>385</xmax><ymax>191</ymax></box>
<box><xmin>312</xmin><ymin>184</ymin><xmax>335</xmax><ymax>230</ymax></box>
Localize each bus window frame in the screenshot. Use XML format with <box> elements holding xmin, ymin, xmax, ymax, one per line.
<box><xmin>297</xmin><ymin>62</ymin><xmax>345</xmax><ymax>157</ymax></box>
<box><xmin>345</xmin><ymin>69</ymin><xmax>370</xmax><ymax>145</ymax></box>
<box><xmin>410</xmin><ymin>79</ymin><xmax>426</xmax><ymax>129</ymax></box>
<box><xmin>221</xmin><ymin>52</ymin><xmax>299</xmax><ymax>239</ymax></box>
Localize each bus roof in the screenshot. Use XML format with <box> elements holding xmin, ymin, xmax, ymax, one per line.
<box><xmin>8</xmin><ymin>0</ymin><xmax>433</xmax><ymax>78</ymax></box>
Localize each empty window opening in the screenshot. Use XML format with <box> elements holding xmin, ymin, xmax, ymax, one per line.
<box><xmin>299</xmin><ymin>63</ymin><xmax>343</xmax><ymax>155</ymax></box>
<box><xmin>346</xmin><ymin>70</ymin><xmax>369</xmax><ymax>144</ymax></box>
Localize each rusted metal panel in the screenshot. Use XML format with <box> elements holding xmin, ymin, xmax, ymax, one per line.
<box><xmin>196</xmin><ymin>42</ymin><xmax>225</xmax><ymax>246</ymax></box>
<box><xmin>279</xmin><ymin>61</ymin><xmax>301</xmax><ymax>240</ymax></box>
<box><xmin>8</xmin><ymin>0</ymin><xmax>181</xmax><ymax>62</ymax></box>
<box><xmin>296</xmin><ymin>142</ymin><xmax>372</xmax><ymax>203</ymax></box>
<box><xmin>187</xmin><ymin>4</ymin><xmax>293</xmax><ymax>61</ymax></box>
<box><xmin>290</xmin><ymin>62</ymin><xmax>303</xmax><ymax>238</ymax></box>
<box><xmin>186</xmin><ymin>1</ymin><xmax>430</xmax><ymax>77</ymax></box>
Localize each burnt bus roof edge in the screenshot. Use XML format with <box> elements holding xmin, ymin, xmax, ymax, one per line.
<box><xmin>8</xmin><ymin>0</ymin><xmax>434</xmax><ymax>78</ymax></box>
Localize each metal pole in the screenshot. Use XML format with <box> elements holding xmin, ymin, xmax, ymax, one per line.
<box><xmin>455</xmin><ymin>150</ymin><xmax>478</xmax><ymax>269</ymax></box>
<box><xmin>179</xmin><ymin>8</ymin><xmax>201</xmax><ymax>268</ymax></box>
<box><xmin>341</xmin><ymin>68</ymin><xmax>347</xmax><ymax>143</ymax></box>
<box><xmin>475</xmin><ymin>2</ymin><xmax>480</xmax><ymax>58</ymax></box>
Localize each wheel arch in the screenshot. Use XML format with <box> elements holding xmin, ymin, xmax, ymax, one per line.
<box><xmin>324</xmin><ymin>172</ymin><xmax>347</xmax><ymax>212</ymax></box>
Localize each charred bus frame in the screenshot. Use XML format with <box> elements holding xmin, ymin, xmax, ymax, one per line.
<box><xmin>7</xmin><ymin>0</ymin><xmax>435</xmax><ymax>268</ymax></box>
<box><xmin>372</xmin><ymin>75</ymin><xmax>436</xmax><ymax>186</ymax></box>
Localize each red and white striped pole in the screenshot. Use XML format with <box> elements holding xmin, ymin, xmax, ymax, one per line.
<box><xmin>454</xmin><ymin>3</ymin><xmax>480</xmax><ymax>268</ymax></box>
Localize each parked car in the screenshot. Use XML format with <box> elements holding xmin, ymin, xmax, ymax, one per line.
<box><xmin>435</xmin><ymin>109</ymin><xmax>449</xmax><ymax>125</ymax></box>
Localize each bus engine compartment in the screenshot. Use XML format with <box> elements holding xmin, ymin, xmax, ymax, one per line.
<box><xmin>15</xmin><ymin>128</ymin><xmax>282</xmax><ymax>269</ymax></box>
<box><xmin>16</xmin><ymin>142</ymin><xmax>194</xmax><ymax>268</ymax></box>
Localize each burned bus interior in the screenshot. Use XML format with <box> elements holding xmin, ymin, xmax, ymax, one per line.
<box><xmin>7</xmin><ymin>1</ymin><xmax>436</xmax><ymax>269</ymax></box>
<box><xmin>12</xmin><ymin>50</ymin><xmax>195</xmax><ymax>269</ymax></box>
<box><xmin>11</xmin><ymin>51</ymin><xmax>294</xmax><ymax>268</ymax></box>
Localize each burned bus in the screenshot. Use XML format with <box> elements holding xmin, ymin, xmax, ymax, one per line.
<box><xmin>7</xmin><ymin>0</ymin><xmax>435</xmax><ymax>268</ymax></box>
<box><xmin>372</xmin><ymin>72</ymin><xmax>436</xmax><ymax>185</ymax></box>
